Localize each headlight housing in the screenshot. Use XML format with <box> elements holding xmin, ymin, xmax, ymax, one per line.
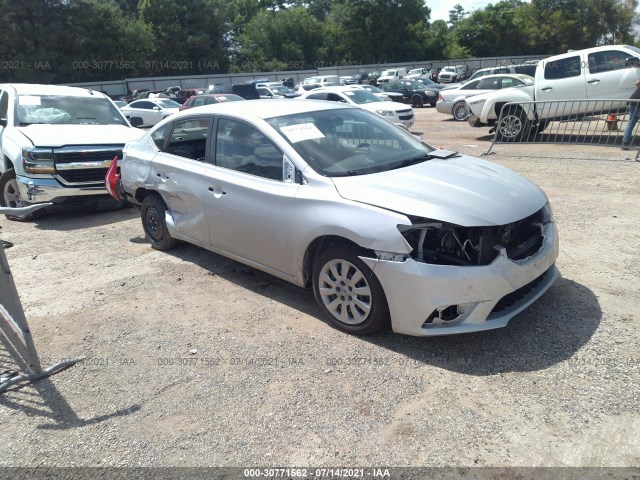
<box><xmin>375</xmin><ymin>109</ymin><xmax>394</xmax><ymax>117</ymax></box>
<box><xmin>22</xmin><ymin>147</ymin><xmax>55</xmax><ymax>174</ymax></box>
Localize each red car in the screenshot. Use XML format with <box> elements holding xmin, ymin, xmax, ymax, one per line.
<box><xmin>178</xmin><ymin>93</ymin><xmax>245</xmax><ymax>111</ymax></box>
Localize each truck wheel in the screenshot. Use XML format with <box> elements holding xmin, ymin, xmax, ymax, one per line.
<box><xmin>411</xmin><ymin>95</ymin><xmax>424</xmax><ymax>108</ymax></box>
<box><xmin>496</xmin><ymin>106</ymin><xmax>530</xmax><ymax>142</ymax></box>
<box><xmin>141</xmin><ymin>194</ymin><xmax>176</xmax><ymax>251</ymax></box>
<box><xmin>452</xmin><ymin>102</ymin><xmax>470</xmax><ymax>121</ymax></box>
<box><xmin>0</xmin><ymin>168</ymin><xmax>46</xmax><ymax>221</ymax></box>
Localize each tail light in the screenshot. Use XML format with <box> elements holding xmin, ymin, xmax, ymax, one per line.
<box><xmin>105</xmin><ymin>155</ymin><xmax>121</xmax><ymax>201</ymax></box>
<box><xmin>438</xmin><ymin>94</ymin><xmax>444</xmax><ymax>102</ymax></box>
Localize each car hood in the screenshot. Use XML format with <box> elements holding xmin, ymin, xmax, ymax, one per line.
<box><xmin>330</xmin><ymin>154</ymin><xmax>547</xmax><ymax>226</ymax></box>
<box><xmin>16</xmin><ymin>124</ymin><xmax>145</xmax><ymax>147</ymax></box>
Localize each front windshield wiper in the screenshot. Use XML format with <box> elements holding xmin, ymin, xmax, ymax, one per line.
<box><xmin>386</xmin><ymin>150</ymin><xmax>460</xmax><ymax>171</ymax></box>
<box><xmin>330</xmin><ymin>170</ymin><xmax>361</xmax><ymax>177</ymax></box>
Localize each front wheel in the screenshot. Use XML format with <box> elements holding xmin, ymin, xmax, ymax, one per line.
<box><xmin>313</xmin><ymin>247</ymin><xmax>389</xmax><ymax>335</ymax></box>
<box><xmin>496</xmin><ymin>106</ymin><xmax>530</xmax><ymax>142</ymax></box>
<box><xmin>141</xmin><ymin>194</ymin><xmax>176</xmax><ymax>251</ymax></box>
<box><xmin>410</xmin><ymin>95</ymin><xmax>424</xmax><ymax>108</ymax></box>
<box><xmin>0</xmin><ymin>168</ymin><xmax>45</xmax><ymax>221</ymax></box>
<box><xmin>452</xmin><ymin>101</ymin><xmax>470</xmax><ymax>121</ymax></box>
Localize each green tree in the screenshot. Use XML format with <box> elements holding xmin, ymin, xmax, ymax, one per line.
<box><xmin>139</xmin><ymin>0</ymin><xmax>231</xmax><ymax>75</ymax></box>
<box><xmin>320</xmin><ymin>0</ymin><xmax>431</xmax><ymax>64</ymax></box>
<box><xmin>234</xmin><ymin>7</ymin><xmax>324</xmax><ymax>71</ymax></box>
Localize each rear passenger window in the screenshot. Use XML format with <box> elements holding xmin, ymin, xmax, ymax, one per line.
<box><xmin>476</xmin><ymin>78</ymin><xmax>500</xmax><ymax>89</ymax></box>
<box><xmin>544</xmin><ymin>55</ymin><xmax>581</xmax><ymax>80</ymax></box>
<box><xmin>164</xmin><ymin>118</ymin><xmax>211</xmax><ymax>161</ymax></box>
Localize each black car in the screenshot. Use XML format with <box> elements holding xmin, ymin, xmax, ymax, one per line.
<box><xmin>413</xmin><ymin>76</ymin><xmax>447</xmax><ymax>92</ymax></box>
<box><xmin>381</xmin><ymin>80</ymin><xmax>438</xmax><ymax>107</ymax></box>
<box><xmin>207</xmin><ymin>83</ymin><xmax>260</xmax><ymax>100</ymax></box>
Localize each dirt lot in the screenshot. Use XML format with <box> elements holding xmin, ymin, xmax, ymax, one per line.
<box><xmin>0</xmin><ymin>107</ymin><xmax>639</xmax><ymax>476</ymax></box>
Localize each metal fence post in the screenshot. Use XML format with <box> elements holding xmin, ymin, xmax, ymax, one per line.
<box><xmin>0</xmin><ymin>204</ymin><xmax>82</xmax><ymax>394</ymax></box>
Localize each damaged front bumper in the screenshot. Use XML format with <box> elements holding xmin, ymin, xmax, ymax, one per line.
<box><xmin>360</xmin><ymin>222</ymin><xmax>559</xmax><ymax>336</ymax></box>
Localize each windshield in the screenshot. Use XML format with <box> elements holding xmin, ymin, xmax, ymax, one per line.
<box><xmin>155</xmin><ymin>99</ymin><xmax>181</xmax><ymax>108</ymax></box>
<box><xmin>362</xmin><ymin>85</ymin><xmax>383</xmax><ymax>93</ymax></box>
<box><xmin>343</xmin><ymin>90</ymin><xmax>383</xmax><ymax>104</ymax></box>
<box><xmin>403</xmin><ymin>80</ymin><xmax>424</xmax><ymax>90</ymax></box>
<box><xmin>16</xmin><ymin>95</ymin><xmax>126</xmax><ymax>126</ymax></box>
<box><xmin>381</xmin><ymin>70</ymin><xmax>396</xmax><ymax>76</ymax></box>
<box><xmin>267</xmin><ymin>108</ymin><xmax>432</xmax><ymax>177</ymax></box>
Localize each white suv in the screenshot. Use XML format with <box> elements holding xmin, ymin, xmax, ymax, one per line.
<box><xmin>0</xmin><ymin>84</ymin><xmax>144</xmax><ymax>219</ymax></box>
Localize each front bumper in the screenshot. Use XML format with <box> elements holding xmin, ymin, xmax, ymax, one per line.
<box><xmin>16</xmin><ymin>175</ymin><xmax>109</xmax><ymax>204</ymax></box>
<box><xmin>361</xmin><ymin>222</ymin><xmax>559</xmax><ymax>336</ymax></box>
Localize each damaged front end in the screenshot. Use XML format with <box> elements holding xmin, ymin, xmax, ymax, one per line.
<box><xmin>398</xmin><ymin>204</ymin><xmax>551</xmax><ymax>267</ymax></box>
<box><xmin>368</xmin><ymin>203</ymin><xmax>557</xmax><ymax>333</ymax></box>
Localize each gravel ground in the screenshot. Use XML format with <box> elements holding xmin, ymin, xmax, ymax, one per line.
<box><xmin>0</xmin><ymin>106</ymin><xmax>638</xmax><ymax>477</ymax></box>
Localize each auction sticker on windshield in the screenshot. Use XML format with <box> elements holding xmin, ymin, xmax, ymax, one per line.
<box><xmin>280</xmin><ymin>123</ymin><xmax>325</xmax><ymax>143</ymax></box>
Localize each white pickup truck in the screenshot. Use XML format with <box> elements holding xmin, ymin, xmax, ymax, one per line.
<box><xmin>0</xmin><ymin>84</ymin><xmax>144</xmax><ymax>220</ymax></box>
<box><xmin>466</xmin><ymin>45</ymin><xmax>640</xmax><ymax>140</ymax></box>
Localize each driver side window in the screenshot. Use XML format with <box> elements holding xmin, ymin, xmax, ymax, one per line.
<box><xmin>215</xmin><ymin>118</ymin><xmax>283</xmax><ymax>181</ymax></box>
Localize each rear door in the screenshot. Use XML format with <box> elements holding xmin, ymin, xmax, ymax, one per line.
<box><xmin>151</xmin><ymin>116</ymin><xmax>214</xmax><ymax>245</ymax></box>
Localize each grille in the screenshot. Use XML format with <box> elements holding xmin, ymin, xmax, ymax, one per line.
<box><xmin>57</xmin><ymin>168</ymin><xmax>109</xmax><ymax>184</ymax></box>
<box><xmin>54</xmin><ymin>146</ymin><xmax>123</xmax><ymax>185</ymax></box>
<box><xmin>399</xmin><ymin>115</ymin><xmax>413</xmax><ymax>120</ymax></box>
<box><xmin>491</xmin><ymin>268</ymin><xmax>550</xmax><ymax>314</ymax></box>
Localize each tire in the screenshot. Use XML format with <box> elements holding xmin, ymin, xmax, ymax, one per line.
<box><xmin>410</xmin><ymin>95</ymin><xmax>424</xmax><ymax>108</ymax></box>
<box><xmin>141</xmin><ymin>194</ymin><xmax>176</xmax><ymax>251</ymax></box>
<box><xmin>313</xmin><ymin>246</ymin><xmax>389</xmax><ymax>335</ymax></box>
<box><xmin>430</xmin><ymin>101</ymin><xmax>437</xmax><ymax>107</ymax></box>
<box><xmin>452</xmin><ymin>101</ymin><xmax>470</xmax><ymax>121</ymax></box>
<box><xmin>0</xmin><ymin>168</ymin><xmax>46</xmax><ymax>221</ymax></box>
<box><xmin>496</xmin><ymin>106</ymin><xmax>530</xmax><ymax>142</ymax></box>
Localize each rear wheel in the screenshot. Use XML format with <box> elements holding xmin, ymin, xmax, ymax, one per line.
<box><xmin>313</xmin><ymin>247</ymin><xmax>389</xmax><ymax>335</ymax></box>
<box><xmin>452</xmin><ymin>101</ymin><xmax>470</xmax><ymax>121</ymax></box>
<box><xmin>141</xmin><ymin>194</ymin><xmax>176</xmax><ymax>251</ymax></box>
<box><xmin>496</xmin><ymin>106</ymin><xmax>530</xmax><ymax>141</ymax></box>
<box><xmin>410</xmin><ymin>95</ymin><xmax>424</xmax><ymax>108</ymax></box>
<box><xmin>0</xmin><ymin>168</ymin><xmax>46</xmax><ymax>221</ymax></box>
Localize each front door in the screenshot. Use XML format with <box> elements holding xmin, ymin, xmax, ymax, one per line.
<box><xmin>204</xmin><ymin>117</ymin><xmax>299</xmax><ymax>277</ymax></box>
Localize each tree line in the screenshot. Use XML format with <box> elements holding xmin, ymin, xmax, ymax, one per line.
<box><xmin>0</xmin><ymin>0</ymin><xmax>637</xmax><ymax>84</ymax></box>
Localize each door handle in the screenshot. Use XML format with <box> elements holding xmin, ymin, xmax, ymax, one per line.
<box><xmin>587</xmin><ymin>79</ymin><xmax>600</xmax><ymax>84</ymax></box>
<box><xmin>541</xmin><ymin>87</ymin><xmax>553</xmax><ymax>91</ymax></box>
<box><xmin>208</xmin><ymin>186</ymin><xmax>226</xmax><ymax>198</ymax></box>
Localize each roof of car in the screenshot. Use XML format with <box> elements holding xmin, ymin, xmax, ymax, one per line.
<box><xmin>0</xmin><ymin>83</ymin><xmax>108</xmax><ymax>97</ymax></box>
<box><xmin>166</xmin><ymin>99</ymin><xmax>353</xmax><ymax>121</ymax></box>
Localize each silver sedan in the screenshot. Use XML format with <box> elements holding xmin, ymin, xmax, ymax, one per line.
<box><xmin>436</xmin><ymin>74</ymin><xmax>534</xmax><ymax>121</ymax></box>
<box><xmin>116</xmin><ymin>100</ymin><xmax>558</xmax><ymax>336</ymax></box>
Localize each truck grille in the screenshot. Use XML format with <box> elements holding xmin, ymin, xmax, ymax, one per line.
<box><xmin>54</xmin><ymin>146</ymin><xmax>123</xmax><ymax>185</ymax></box>
<box><xmin>398</xmin><ymin>110</ymin><xmax>414</xmax><ymax>120</ymax></box>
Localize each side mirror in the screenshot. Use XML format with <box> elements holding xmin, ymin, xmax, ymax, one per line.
<box><xmin>129</xmin><ymin>116</ymin><xmax>143</xmax><ymax>127</ymax></box>
<box><xmin>153</xmin><ymin>106</ymin><xmax>160</xmax><ymax>110</ymax></box>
